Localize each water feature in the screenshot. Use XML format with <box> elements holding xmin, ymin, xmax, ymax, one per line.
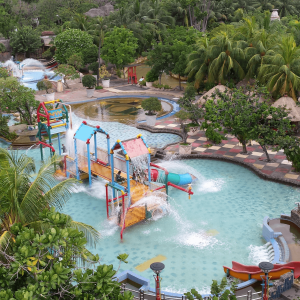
<box><xmin>3</xmin><ymin>112</ymin><xmax>300</xmax><ymax>294</ymax></box>
<box><xmin>1</xmin><ymin>58</ymin><xmax>61</xmax><ymax>90</ymax></box>
<box><xmin>72</xmin><ymin>96</ymin><xmax>180</xmax><ymax>125</ymax></box>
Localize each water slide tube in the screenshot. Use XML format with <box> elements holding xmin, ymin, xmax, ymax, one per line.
<box><xmin>224</xmin><ymin>261</ymin><xmax>300</xmax><ymax>281</ymax></box>
<box><xmin>150</xmin><ymin>164</ymin><xmax>197</xmax><ymax>186</ymax></box>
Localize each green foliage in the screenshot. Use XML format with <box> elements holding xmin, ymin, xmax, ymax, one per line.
<box><xmin>88</xmin><ymin>61</ymin><xmax>99</xmax><ymax>74</ymax></box>
<box><xmin>95</xmin><ymin>85</ymin><xmax>103</xmax><ymax>90</ymax></box>
<box><xmin>54</xmin><ymin>29</ymin><xmax>94</xmax><ymax>63</ymax></box>
<box><xmin>54</xmin><ymin>64</ymin><xmax>79</xmax><ymax>89</ymax></box>
<box><xmin>0</xmin><ymin>207</ymin><xmax>131</xmax><ymax>299</ymax></box>
<box><xmin>202</xmin><ymin>123</ymin><xmax>224</xmax><ymax>144</ymax></box>
<box><xmin>102</xmin><ymin>27</ymin><xmax>138</xmax><ymax>70</ymax></box>
<box><xmin>0</xmin><ymin>67</ymin><xmax>9</xmax><ymax>79</ymax></box>
<box><xmin>141</xmin><ymin>97</ymin><xmax>162</xmax><ymax>115</ymax></box>
<box><xmin>82</xmin><ymin>74</ymin><xmax>97</xmax><ymax>89</ymax></box>
<box><xmin>77</xmin><ymin>2</ymin><xmax>98</xmax><ymax>14</ymax></box>
<box><xmin>139</xmin><ymin>79</ymin><xmax>146</xmax><ymax>86</ymax></box>
<box><xmin>0</xmin><ymin>43</ymin><xmax>6</xmax><ymax>53</ymax></box>
<box><xmin>178</xmin><ymin>85</ymin><xmax>204</xmax><ymax>125</ymax></box>
<box><xmin>67</xmin><ymin>53</ymin><xmax>84</xmax><ymax>70</ymax></box>
<box><xmin>146</xmin><ymin>69</ymin><xmax>159</xmax><ymax>82</ymax></box>
<box><xmin>36</xmin><ymin>80</ymin><xmax>53</xmax><ymax>94</ymax></box>
<box><xmin>175</xmin><ymin>110</ymin><xmax>191</xmax><ymax>144</ymax></box>
<box><xmin>0</xmin><ymin>77</ymin><xmax>38</xmax><ymax>125</ymax></box>
<box><xmin>0</xmin><ymin>114</ymin><xmax>16</xmax><ymax>141</ymax></box>
<box><xmin>9</xmin><ymin>26</ymin><xmax>42</xmax><ymax>56</ymax></box>
<box><xmin>42</xmin><ymin>48</ymin><xmax>53</xmax><ymax>59</ymax></box>
<box><xmin>81</xmin><ymin>44</ymin><xmax>98</xmax><ymax>65</ymax></box>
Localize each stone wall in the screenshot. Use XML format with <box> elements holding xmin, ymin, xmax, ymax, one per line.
<box><xmin>0</xmin><ymin>52</ymin><xmax>12</xmax><ymax>62</ymax></box>
<box><xmin>269</xmin><ymin>272</ymin><xmax>293</xmax><ymax>299</ymax></box>
<box><xmin>290</xmin><ymin>208</ymin><xmax>300</xmax><ymax>228</ymax></box>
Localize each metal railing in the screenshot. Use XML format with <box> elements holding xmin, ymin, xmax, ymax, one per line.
<box><xmin>120</xmin><ymin>284</ymin><xmax>261</xmax><ymax>300</ymax></box>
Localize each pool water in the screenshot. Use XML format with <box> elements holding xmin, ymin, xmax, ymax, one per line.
<box><xmin>21</xmin><ymin>70</ymin><xmax>61</xmax><ymax>90</ymax></box>
<box><xmin>61</xmin><ymin>159</ymin><xmax>300</xmax><ymax>294</ymax></box>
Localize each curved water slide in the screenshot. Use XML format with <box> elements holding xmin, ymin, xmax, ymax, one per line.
<box><xmin>224</xmin><ymin>261</ymin><xmax>300</xmax><ymax>281</ymax></box>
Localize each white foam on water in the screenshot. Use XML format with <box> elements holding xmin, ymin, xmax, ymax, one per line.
<box><xmin>99</xmin><ymin>218</ymin><xmax>119</xmax><ymax>237</ymax></box>
<box><xmin>163</xmin><ymin>285</ymin><xmax>211</xmax><ymax>296</ymax></box>
<box><xmin>248</xmin><ymin>244</ymin><xmax>270</xmax><ymax>265</ymax></box>
<box><xmin>177</xmin><ymin>230</ymin><xmax>219</xmax><ymax>249</ymax></box>
<box><xmin>198</xmin><ymin>179</ymin><xmax>224</xmax><ymax>193</ymax></box>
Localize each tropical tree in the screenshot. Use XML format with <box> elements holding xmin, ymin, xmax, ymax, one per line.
<box><xmin>258</xmin><ymin>35</ymin><xmax>300</xmax><ymax>100</ymax></box>
<box><xmin>185</xmin><ymin>38</ymin><xmax>211</xmax><ymax>88</ymax></box>
<box><xmin>275</xmin><ymin>0</ymin><xmax>299</xmax><ymax>17</ymax></box>
<box><xmin>208</xmin><ymin>32</ymin><xmax>246</xmax><ymax>84</ymax></box>
<box><xmin>71</xmin><ymin>13</ymin><xmax>93</xmax><ymax>31</ymax></box>
<box><xmin>0</xmin><ymin>149</ymin><xmax>100</xmax><ymax>250</ymax></box>
<box><xmin>9</xmin><ymin>26</ymin><xmax>42</xmax><ymax>57</ymax></box>
<box><xmin>232</xmin><ymin>0</ymin><xmax>255</xmax><ymax>13</ymax></box>
<box><xmin>252</xmin><ymin>0</ymin><xmax>274</xmax><ymax>11</ymax></box>
<box><xmin>0</xmin><ymin>208</ymin><xmax>131</xmax><ymax>299</ymax></box>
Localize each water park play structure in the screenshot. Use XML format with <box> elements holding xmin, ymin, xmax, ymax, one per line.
<box><xmin>224</xmin><ymin>261</ymin><xmax>300</xmax><ymax>281</ymax></box>
<box><xmin>35</xmin><ymin>100</ymin><xmax>196</xmax><ymax>239</ymax></box>
<box><xmin>36</xmin><ymin>99</ymin><xmax>70</xmax><ymax>160</ymax></box>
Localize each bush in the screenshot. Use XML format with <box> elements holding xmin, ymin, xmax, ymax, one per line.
<box><xmin>139</xmin><ymin>80</ymin><xmax>146</xmax><ymax>86</ymax></box>
<box><xmin>88</xmin><ymin>62</ymin><xmax>99</xmax><ymax>74</ymax></box>
<box><xmin>141</xmin><ymin>97</ymin><xmax>162</xmax><ymax>115</ymax></box>
<box><xmin>82</xmin><ymin>74</ymin><xmax>96</xmax><ymax>89</ymax></box>
<box><xmin>42</xmin><ymin>48</ymin><xmax>53</xmax><ymax>59</ymax></box>
<box><xmin>36</xmin><ymin>80</ymin><xmax>53</xmax><ymax>93</ymax></box>
<box><xmin>202</xmin><ymin>123</ymin><xmax>225</xmax><ymax>144</ymax></box>
<box><xmin>146</xmin><ymin>69</ymin><xmax>159</xmax><ymax>82</ymax></box>
<box><xmin>164</xmin><ymin>84</ymin><xmax>171</xmax><ymax>89</ymax></box>
<box><xmin>67</xmin><ymin>53</ymin><xmax>84</xmax><ymax>70</ymax></box>
<box><xmin>54</xmin><ymin>29</ymin><xmax>94</xmax><ymax>63</ymax></box>
<box><xmin>81</xmin><ymin>44</ymin><xmax>98</xmax><ymax>65</ymax></box>
<box><xmin>116</xmin><ymin>69</ymin><xmax>122</xmax><ymax>78</ymax></box>
<box><xmin>0</xmin><ymin>43</ymin><xmax>6</xmax><ymax>53</ymax></box>
<box><xmin>204</xmin><ymin>82</ymin><xmax>216</xmax><ymax>91</ymax></box>
<box><xmin>0</xmin><ymin>67</ymin><xmax>9</xmax><ymax>79</ymax></box>
<box><xmin>96</xmin><ymin>85</ymin><xmax>103</xmax><ymax>90</ymax></box>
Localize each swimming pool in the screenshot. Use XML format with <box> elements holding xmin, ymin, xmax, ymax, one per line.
<box><xmin>60</xmin><ymin>159</ymin><xmax>300</xmax><ymax>294</ymax></box>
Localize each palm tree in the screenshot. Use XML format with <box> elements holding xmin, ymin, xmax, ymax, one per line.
<box><xmin>245</xmin><ymin>29</ymin><xmax>278</xmax><ymax>78</ymax></box>
<box><xmin>71</xmin><ymin>14</ymin><xmax>93</xmax><ymax>32</ymax></box>
<box><xmin>208</xmin><ymin>32</ymin><xmax>246</xmax><ymax>84</ymax></box>
<box><xmin>185</xmin><ymin>38</ymin><xmax>211</xmax><ymax>89</ymax></box>
<box><xmin>258</xmin><ymin>35</ymin><xmax>300</xmax><ymax>100</ymax></box>
<box><xmin>252</xmin><ymin>0</ymin><xmax>274</xmax><ymax>11</ymax></box>
<box><xmin>0</xmin><ymin>149</ymin><xmax>100</xmax><ymax>250</ymax></box>
<box><xmin>275</xmin><ymin>0</ymin><xmax>299</xmax><ymax>17</ymax></box>
<box><xmin>232</xmin><ymin>0</ymin><xmax>256</xmax><ymax>13</ymax></box>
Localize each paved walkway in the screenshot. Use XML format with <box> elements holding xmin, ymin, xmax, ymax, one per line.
<box><xmin>153</xmin><ymin>117</ymin><xmax>300</xmax><ymax>185</ymax></box>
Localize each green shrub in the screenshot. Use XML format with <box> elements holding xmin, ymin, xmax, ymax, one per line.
<box><xmin>204</xmin><ymin>82</ymin><xmax>216</xmax><ymax>91</ymax></box>
<box><xmin>82</xmin><ymin>74</ymin><xmax>96</xmax><ymax>89</ymax></box>
<box><xmin>164</xmin><ymin>84</ymin><xmax>171</xmax><ymax>89</ymax></box>
<box><xmin>153</xmin><ymin>83</ymin><xmax>163</xmax><ymax>88</ymax></box>
<box><xmin>202</xmin><ymin>123</ymin><xmax>224</xmax><ymax>144</ymax></box>
<box><xmin>42</xmin><ymin>48</ymin><xmax>52</xmax><ymax>59</ymax></box>
<box><xmin>88</xmin><ymin>62</ymin><xmax>99</xmax><ymax>74</ymax></box>
<box><xmin>0</xmin><ymin>67</ymin><xmax>9</xmax><ymax>79</ymax></box>
<box><xmin>67</xmin><ymin>53</ymin><xmax>84</xmax><ymax>70</ymax></box>
<box><xmin>0</xmin><ymin>43</ymin><xmax>6</xmax><ymax>53</ymax></box>
<box><xmin>116</xmin><ymin>69</ymin><xmax>122</xmax><ymax>78</ymax></box>
<box><xmin>96</xmin><ymin>85</ymin><xmax>103</xmax><ymax>90</ymax></box>
<box><xmin>36</xmin><ymin>80</ymin><xmax>53</xmax><ymax>93</ymax></box>
<box><xmin>141</xmin><ymin>97</ymin><xmax>162</xmax><ymax>115</ymax></box>
<box><xmin>146</xmin><ymin>69</ymin><xmax>159</xmax><ymax>82</ymax></box>
<box><xmin>139</xmin><ymin>79</ymin><xmax>146</xmax><ymax>86</ymax></box>
<box><xmin>81</xmin><ymin>44</ymin><xmax>98</xmax><ymax>65</ymax></box>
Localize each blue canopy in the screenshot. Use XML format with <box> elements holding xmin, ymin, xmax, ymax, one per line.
<box><xmin>74</xmin><ymin>123</ymin><xmax>96</xmax><ymax>142</ymax></box>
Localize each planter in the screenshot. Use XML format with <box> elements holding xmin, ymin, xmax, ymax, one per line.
<box><xmin>146</xmin><ymin>82</ymin><xmax>153</xmax><ymax>88</ymax></box>
<box><xmin>86</xmin><ymin>88</ymin><xmax>95</xmax><ymax>97</ymax></box>
<box><xmin>46</xmin><ymin>92</ymin><xmax>55</xmax><ymax>101</ymax></box>
<box><xmin>179</xmin><ymin>144</ymin><xmax>192</xmax><ymax>155</ymax></box>
<box><xmin>146</xmin><ymin>114</ymin><xmax>157</xmax><ymax>126</ymax></box>
<box><xmin>102</xmin><ymin>79</ymin><xmax>110</xmax><ymax>88</ymax></box>
<box><xmin>57</xmin><ymin>81</ymin><xmax>63</xmax><ymax>92</ymax></box>
<box><xmin>188</xmin><ymin>126</ymin><xmax>200</xmax><ymax>136</ymax></box>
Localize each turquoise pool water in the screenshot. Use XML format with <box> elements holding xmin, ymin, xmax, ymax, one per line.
<box><xmin>60</xmin><ymin>159</ymin><xmax>300</xmax><ymax>294</ymax></box>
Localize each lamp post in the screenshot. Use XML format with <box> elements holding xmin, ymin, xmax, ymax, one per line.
<box><xmin>259</xmin><ymin>262</ymin><xmax>274</xmax><ymax>300</ymax></box>
<box><xmin>150</xmin><ymin>262</ymin><xmax>165</xmax><ymax>300</ymax></box>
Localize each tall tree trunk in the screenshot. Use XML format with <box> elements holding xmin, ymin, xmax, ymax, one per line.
<box><xmin>97</xmin><ymin>39</ymin><xmax>102</xmax><ymax>87</ymax></box>
<box><xmin>188</xmin><ymin>5</ymin><xmax>193</xmax><ymax>27</ymax></box>
<box><xmin>179</xmin><ymin>75</ymin><xmax>181</xmax><ymax>91</ymax></box>
<box><xmin>159</xmin><ymin>74</ymin><xmax>162</xmax><ymax>85</ymax></box>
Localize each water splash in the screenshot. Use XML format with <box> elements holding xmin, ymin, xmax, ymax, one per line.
<box><xmin>248</xmin><ymin>244</ymin><xmax>271</xmax><ymax>265</ymax></box>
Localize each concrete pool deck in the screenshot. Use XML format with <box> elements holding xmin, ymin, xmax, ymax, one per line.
<box><xmin>35</xmin><ymin>83</ymin><xmax>300</xmax><ymax>186</ymax></box>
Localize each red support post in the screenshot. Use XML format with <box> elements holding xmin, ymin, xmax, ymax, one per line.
<box><xmin>106</xmin><ymin>185</ymin><xmax>109</xmax><ymax>219</ymax></box>
<box><xmin>155</xmin><ymin>274</ymin><xmax>161</xmax><ymax>300</ymax></box>
<box><xmin>167</xmin><ymin>182</ymin><xmax>194</xmax><ymax>195</ymax></box>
